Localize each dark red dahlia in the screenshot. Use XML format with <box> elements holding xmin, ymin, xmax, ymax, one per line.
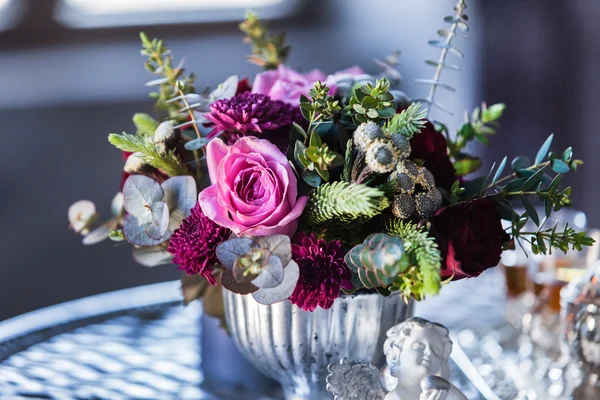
<box><xmin>205</xmin><ymin>92</ymin><xmax>293</xmax><ymax>140</ymax></box>
<box><xmin>167</xmin><ymin>203</ymin><xmax>231</xmax><ymax>284</ymax></box>
<box><xmin>290</xmin><ymin>233</ymin><xmax>353</xmax><ymax>311</ymax></box>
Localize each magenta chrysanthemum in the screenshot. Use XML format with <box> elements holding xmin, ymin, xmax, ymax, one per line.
<box><xmin>289</xmin><ymin>233</ymin><xmax>353</xmax><ymax>311</ymax></box>
<box><xmin>167</xmin><ymin>203</ymin><xmax>230</xmax><ymax>284</ymax></box>
<box><xmin>205</xmin><ymin>92</ymin><xmax>294</xmax><ymax>140</ymax></box>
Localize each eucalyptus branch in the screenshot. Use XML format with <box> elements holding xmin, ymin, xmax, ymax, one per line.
<box><xmin>417</xmin><ymin>0</ymin><xmax>468</xmax><ymax>117</ymax></box>
<box><xmin>178</xmin><ymin>89</ymin><xmax>203</xmax><ymax>178</ymax></box>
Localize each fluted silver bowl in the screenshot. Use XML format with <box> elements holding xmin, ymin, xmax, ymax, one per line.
<box><xmin>223</xmin><ymin>290</ymin><xmax>412</xmax><ymax>400</ymax></box>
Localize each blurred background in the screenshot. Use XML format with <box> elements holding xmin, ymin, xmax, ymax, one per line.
<box><xmin>0</xmin><ymin>0</ymin><xmax>597</xmax><ymax>322</ymax></box>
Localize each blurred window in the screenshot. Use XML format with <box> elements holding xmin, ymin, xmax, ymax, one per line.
<box><xmin>55</xmin><ymin>0</ymin><xmax>294</xmax><ymax>28</ymax></box>
<box><xmin>0</xmin><ymin>0</ymin><xmax>25</xmax><ymax>31</ymax></box>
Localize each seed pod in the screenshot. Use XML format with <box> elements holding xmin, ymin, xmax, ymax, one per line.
<box><xmin>415</xmin><ymin>189</ymin><xmax>443</xmax><ymax>219</ymax></box>
<box><xmin>388</xmin><ymin>170</ymin><xmax>415</xmax><ymax>195</ymax></box>
<box><xmin>395</xmin><ymin>159</ymin><xmax>420</xmax><ymax>178</ymax></box>
<box><xmin>354</xmin><ymin>121</ymin><xmax>385</xmax><ymax>152</ymax></box>
<box><xmin>388</xmin><ymin>133</ymin><xmax>411</xmax><ymax>159</ymax></box>
<box><xmin>419</xmin><ymin>166</ymin><xmax>436</xmax><ymax>190</ymax></box>
<box><xmin>366</xmin><ymin>140</ymin><xmax>399</xmax><ymax>174</ymax></box>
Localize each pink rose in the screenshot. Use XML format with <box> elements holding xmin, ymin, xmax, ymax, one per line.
<box><xmin>252</xmin><ymin>64</ymin><xmax>364</xmax><ymax>105</ymax></box>
<box><xmin>198</xmin><ymin>136</ymin><xmax>308</xmax><ymax>237</ymax></box>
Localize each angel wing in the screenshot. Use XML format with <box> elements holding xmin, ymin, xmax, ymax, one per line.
<box><xmin>326</xmin><ymin>359</ymin><xmax>386</xmax><ymax>400</ymax></box>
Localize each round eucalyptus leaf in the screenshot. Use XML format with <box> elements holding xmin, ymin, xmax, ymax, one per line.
<box><xmin>111</xmin><ymin>192</ymin><xmax>124</xmax><ymax>217</ymax></box>
<box><xmin>252</xmin><ymin>260</ymin><xmax>300</xmax><ymax>305</ymax></box>
<box><xmin>123</xmin><ymin>175</ymin><xmax>164</xmax><ymax>220</ymax></box>
<box><xmin>251</xmin><ymin>255</ymin><xmax>284</xmax><ymax>289</ymax></box>
<box><xmin>82</xmin><ymin>223</ymin><xmax>111</xmax><ymax>245</ymax></box>
<box><xmin>123</xmin><ymin>215</ymin><xmax>165</xmax><ymax>247</ymax></box>
<box><xmin>161</xmin><ymin>176</ymin><xmax>196</xmax><ymax>218</ymax></box>
<box><xmin>144</xmin><ymin>201</ymin><xmax>170</xmax><ymax>240</ymax></box>
<box><xmin>255</xmin><ymin>235</ymin><xmax>292</xmax><ymax>267</ymax></box>
<box><xmin>210</xmin><ymin>75</ymin><xmax>239</xmax><ymax>101</ymax></box>
<box><xmin>68</xmin><ymin>200</ymin><xmax>96</xmax><ymax>233</ymax></box>
<box><xmin>132</xmin><ymin>246</ymin><xmax>173</xmax><ymax>267</ymax></box>
<box><xmin>184</xmin><ymin>137</ymin><xmax>210</xmax><ymax>151</ymax></box>
<box><xmin>215</xmin><ymin>238</ymin><xmax>256</xmax><ymax>270</ymax></box>
<box><xmin>221</xmin><ymin>270</ymin><xmax>258</xmax><ymax>295</ymax></box>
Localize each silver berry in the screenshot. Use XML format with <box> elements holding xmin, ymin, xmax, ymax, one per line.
<box><xmin>388</xmin><ymin>170</ymin><xmax>415</xmax><ymax>195</ymax></box>
<box><xmin>392</xmin><ymin>194</ymin><xmax>416</xmax><ymax>220</ymax></box>
<box><xmin>415</xmin><ymin>189</ymin><xmax>443</xmax><ymax>219</ymax></box>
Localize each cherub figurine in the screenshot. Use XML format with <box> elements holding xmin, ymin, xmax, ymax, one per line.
<box><xmin>326</xmin><ymin>317</ymin><xmax>467</xmax><ymax>400</ymax></box>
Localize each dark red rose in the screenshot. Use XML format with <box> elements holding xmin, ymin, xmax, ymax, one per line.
<box><xmin>430</xmin><ymin>197</ymin><xmax>510</xmax><ymax>280</ymax></box>
<box><xmin>236</xmin><ymin>78</ymin><xmax>252</xmax><ymax>94</ymax></box>
<box><xmin>410</xmin><ymin>121</ymin><xmax>456</xmax><ymax>191</ymax></box>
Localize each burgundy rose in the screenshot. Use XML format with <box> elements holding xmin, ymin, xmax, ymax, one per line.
<box><xmin>430</xmin><ymin>197</ymin><xmax>510</xmax><ymax>280</ymax></box>
<box><xmin>410</xmin><ymin>121</ymin><xmax>456</xmax><ymax>191</ymax></box>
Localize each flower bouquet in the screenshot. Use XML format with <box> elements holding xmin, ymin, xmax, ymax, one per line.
<box><xmin>69</xmin><ymin>1</ymin><xmax>593</xmax><ymax>398</ymax></box>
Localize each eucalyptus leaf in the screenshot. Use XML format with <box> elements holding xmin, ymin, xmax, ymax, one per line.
<box><xmin>562</xmin><ymin>147</ymin><xmax>573</xmax><ymax>162</ymax></box>
<box><xmin>82</xmin><ymin>223</ymin><xmax>111</xmax><ymax>245</ymax></box>
<box><xmin>184</xmin><ymin>137</ymin><xmax>210</xmax><ymax>151</ymax></box>
<box><xmin>144</xmin><ymin>201</ymin><xmax>170</xmax><ymax>240</ymax></box>
<box><xmin>221</xmin><ymin>270</ymin><xmax>258</xmax><ymax>295</ymax></box>
<box><xmin>503</xmin><ymin>177</ymin><xmax>527</xmax><ymax>192</ymax></box>
<box><xmin>535</xmin><ymin>134</ymin><xmax>554</xmax><ymax>165</ymax></box>
<box><xmin>252</xmin><ymin>260</ymin><xmax>300</xmax><ymax>305</ymax></box>
<box><xmin>521</xmin><ymin>197</ymin><xmax>540</xmax><ymax>226</ymax></box>
<box><xmin>111</xmin><ymin>192</ymin><xmax>124</xmax><ymax>217</ymax></box>
<box><xmin>511</xmin><ymin>156</ymin><xmax>530</xmax><ymax>172</ymax></box>
<box><xmin>313</xmin><ymin>121</ymin><xmax>335</xmax><ymax>136</ymax></box>
<box><xmin>521</xmin><ymin>168</ymin><xmax>546</xmax><ymax>191</ymax></box>
<box><xmin>251</xmin><ymin>255</ymin><xmax>284</xmax><ymax>289</ymax></box>
<box><xmin>161</xmin><ymin>176</ymin><xmax>197</xmax><ymax>231</ymax></box>
<box><xmin>123</xmin><ymin>214</ymin><xmax>166</xmax><ymax>246</ymax></box>
<box><xmin>255</xmin><ymin>235</ymin><xmax>291</xmax><ymax>267</ymax></box>
<box><xmin>68</xmin><ymin>200</ymin><xmax>96</xmax><ymax>233</ymax></box>
<box><xmin>302</xmin><ymin>169</ymin><xmax>322</xmax><ymax>187</ymax></box>
<box><xmin>551</xmin><ymin>159</ymin><xmax>570</xmax><ymax>174</ymax></box>
<box><xmin>210</xmin><ymin>75</ymin><xmax>238</xmax><ymax>100</ymax></box>
<box><xmin>492</xmin><ymin>156</ymin><xmax>507</xmax><ymax>185</ymax></box>
<box><xmin>132</xmin><ymin>246</ymin><xmax>173</xmax><ymax>267</ymax></box>
<box><xmin>496</xmin><ymin>201</ymin><xmax>518</xmax><ymax>221</ymax></box>
<box><xmin>292</xmin><ymin>122</ymin><xmax>308</xmax><ymax>140</ymax></box>
<box><xmin>123</xmin><ymin>175</ymin><xmax>164</xmax><ymax>222</ymax></box>
<box><xmin>215</xmin><ymin>238</ymin><xmax>256</xmax><ymax>270</ymax></box>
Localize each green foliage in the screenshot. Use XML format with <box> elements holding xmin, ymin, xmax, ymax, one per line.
<box><xmin>385</xmin><ymin>219</ymin><xmax>442</xmax><ymax>301</ymax></box>
<box><xmin>239</xmin><ymin>11</ymin><xmax>290</xmax><ymax>70</ymax></box>
<box><xmin>345</xmin><ymin>234</ymin><xmax>410</xmax><ymax>289</ymax></box>
<box><xmin>305</xmin><ymin>181</ymin><xmax>390</xmax><ymax>225</ymax></box>
<box><xmin>300</xmin><ymin>81</ymin><xmax>341</xmax><ymax>128</ymax></box>
<box><xmin>384</xmin><ymin>102</ymin><xmax>427</xmax><ymax>138</ymax></box>
<box><xmin>417</xmin><ymin>0</ymin><xmax>468</xmax><ymax>117</ymax></box>
<box><xmin>348</xmin><ymin>78</ymin><xmax>396</xmax><ymax>125</ymax></box>
<box><xmin>449</xmin><ymin>102</ymin><xmax>506</xmax><ymax>164</ymax></box>
<box><xmin>475</xmin><ymin>134</ymin><xmax>591</xmax><ymax>256</ymax></box>
<box><xmin>108</xmin><ymin>132</ymin><xmax>188</xmax><ymax>176</ymax></box>
<box><xmin>295</xmin><ymin>133</ymin><xmax>344</xmax><ymax>182</ymax></box>
<box><xmin>140</xmin><ymin>32</ymin><xmax>196</xmax><ymax>117</ymax></box>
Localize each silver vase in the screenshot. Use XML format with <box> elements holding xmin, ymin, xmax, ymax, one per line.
<box><xmin>223</xmin><ymin>290</ymin><xmax>412</xmax><ymax>400</ymax></box>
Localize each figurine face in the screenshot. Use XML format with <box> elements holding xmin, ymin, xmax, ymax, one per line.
<box><xmin>390</xmin><ymin>325</ymin><xmax>447</xmax><ymax>383</ymax></box>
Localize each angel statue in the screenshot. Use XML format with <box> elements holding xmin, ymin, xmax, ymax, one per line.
<box><xmin>326</xmin><ymin>317</ymin><xmax>468</xmax><ymax>400</ymax></box>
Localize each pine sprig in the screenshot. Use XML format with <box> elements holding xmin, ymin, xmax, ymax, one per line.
<box><xmin>385</xmin><ymin>219</ymin><xmax>442</xmax><ymax>301</ymax></box>
<box><xmin>239</xmin><ymin>11</ymin><xmax>290</xmax><ymax>70</ymax></box>
<box><xmin>306</xmin><ymin>181</ymin><xmax>390</xmax><ymax>225</ymax></box>
<box><xmin>384</xmin><ymin>102</ymin><xmax>427</xmax><ymax>138</ymax></box>
<box><xmin>108</xmin><ymin>133</ymin><xmax>188</xmax><ymax>176</ymax></box>
<box><xmin>416</xmin><ymin>0</ymin><xmax>468</xmax><ymax>117</ymax></box>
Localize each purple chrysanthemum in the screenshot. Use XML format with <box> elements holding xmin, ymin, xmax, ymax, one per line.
<box><xmin>167</xmin><ymin>203</ymin><xmax>230</xmax><ymax>284</ymax></box>
<box><xmin>205</xmin><ymin>92</ymin><xmax>294</xmax><ymax>141</ymax></box>
<box><xmin>290</xmin><ymin>233</ymin><xmax>353</xmax><ymax>311</ymax></box>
